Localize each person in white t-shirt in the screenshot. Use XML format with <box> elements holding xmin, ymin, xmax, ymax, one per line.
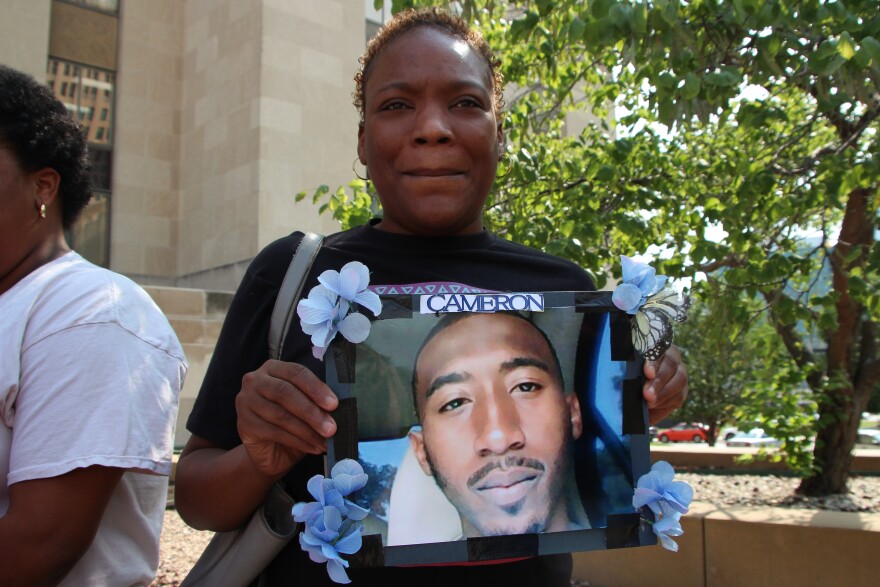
<box><xmin>0</xmin><ymin>64</ymin><xmax>187</xmax><ymax>586</ymax></box>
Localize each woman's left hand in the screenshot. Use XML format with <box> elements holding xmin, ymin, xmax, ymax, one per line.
<box><xmin>643</xmin><ymin>345</ymin><xmax>688</xmax><ymax>425</ymax></box>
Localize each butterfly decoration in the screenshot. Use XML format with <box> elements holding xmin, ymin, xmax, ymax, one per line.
<box><xmin>612</xmin><ymin>255</ymin><xmax>690</xmax><ymax>360</ymax></box>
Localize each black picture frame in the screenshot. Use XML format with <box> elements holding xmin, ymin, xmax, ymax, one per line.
<box><xmin>325</xmin><ymin>291</ymin><xmax>655</xmax><ymax>567</ymax></box>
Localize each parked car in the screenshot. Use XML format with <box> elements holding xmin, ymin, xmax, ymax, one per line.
<box><xmin>649</xmin><ymin>426</ymin><xmax>659</xmax><ymax>441</ymax></box>
<box><xmin>725</xmin><ymin>428</ymin><xmax>781</xmax><ymax>448</ymax></box>
<box><xmin>856</xmin><ymin>429</ymin><xmax>880</xmax><ymax>446</ymax></box>
<box><xmin>720</xmin><ymin>426</ymin><xmax>740</xmax><ymax>441</ymax></box>
<box><xmin>656</xmin><ymin>422</ymin><xmax>708</xmax><ymax>443</ymax></box>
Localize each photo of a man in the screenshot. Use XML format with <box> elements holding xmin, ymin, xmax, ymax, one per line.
<box><xmin>407</xmin><ymin>312</ymin><xmax>590</xmax><ymax>538</ymax></box>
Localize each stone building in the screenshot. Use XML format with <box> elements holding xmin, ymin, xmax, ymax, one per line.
<box><xmin>1</xmin><ymin>0</ymin><xmax>390</xmax><ymax>446</ymax></box>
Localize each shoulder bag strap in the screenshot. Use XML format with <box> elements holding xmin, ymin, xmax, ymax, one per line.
<box><xmin>267</xmin><ymin>232</ymin><xmax>324</xmax><ymax>360</ymax></box>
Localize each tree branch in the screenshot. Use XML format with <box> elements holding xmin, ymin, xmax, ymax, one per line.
<box><xmin>697</xmin><ymin>254</ymin><xmax>745</xmax><ymax>273</ymax></box>
<box><xmin>761</xmin><ymin>288</ymin><xmax>823</xmax><ymax>391</ymax></box>
<box><xmin>769</xmin><ymin>101</ymin><xmax>879</xmax><ymax>176</ymax></box>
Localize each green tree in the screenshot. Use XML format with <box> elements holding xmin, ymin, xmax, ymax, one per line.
<box><xmin>674</xmin><ymin>286</ymin><xmax>774</xmax><ymax>448</ymax></box>
<box><xmin>308</xmin><ymin>0</ymin><xmax>879</xmax><ymax>495</ymax></box>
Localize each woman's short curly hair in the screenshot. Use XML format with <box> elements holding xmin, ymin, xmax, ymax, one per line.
<box><xmin>0</xmin><ymin>65</ymin><xmax>90</xmax><ymax>230</ymax></box>
<box><xmin>353</xmin><ymin>7</ymin><xmax>504</xmax><ymax>122</ymax></box>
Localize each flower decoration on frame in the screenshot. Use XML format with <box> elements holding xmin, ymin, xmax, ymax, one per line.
<box><xmin>297</xmin><ymin>261</ymin><xmax>382</xmax><ymax>359</ymax></box>
<box><xmin>632</xmin><ymin>460</ymin><xmax>694</xmax><ymax>552</ymax></box>
<box><xmin>612</xmin><ymin>255</ymin><xmax>690</xmax><ymax>360</ymax></box>
<box><xmin>292</xmin><ymin>459</ymin><xmax>371</xmax><ymax>583</ymax></box>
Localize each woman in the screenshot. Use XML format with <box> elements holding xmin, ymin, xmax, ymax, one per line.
<box><xmin>0</xmin><ymin>65</ymin><xmax>187</xmax><ymax>585</ymax></box>
<box><xmin>177</xmin><ymin>8</ymin><xmax>687</xmax><ymax>587</ymax></box>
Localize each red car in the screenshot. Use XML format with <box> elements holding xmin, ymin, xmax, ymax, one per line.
<box><xmin>656</xmin><ymin>422</ymin><xmax>708</xmax><ymax>443</ymax></box>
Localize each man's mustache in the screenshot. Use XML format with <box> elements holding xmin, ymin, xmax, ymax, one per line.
<box><xmin>467</xmin><ymin>455</ymin><xmax>545</xmax><ymax>488</ymax></box>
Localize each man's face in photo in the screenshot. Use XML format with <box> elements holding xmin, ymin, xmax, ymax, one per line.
<box><xmin>410</xmin><ymin>313</ymin><xmax>583</xmax><ymax>537</ymax></box>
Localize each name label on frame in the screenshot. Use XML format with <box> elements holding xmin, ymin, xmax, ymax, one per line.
<box><xmin>419</xmin><ymin>293</ymin><xmax>545</xmax><ymax>314</ymax></box>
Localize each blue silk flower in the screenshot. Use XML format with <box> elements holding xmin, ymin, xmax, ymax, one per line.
<box><xmin>612</xmin><ymin>255</ymin><xmax>668</xmax><ymax>315</ymax></box>
<box><xmin>633</xmin><ymin>460</ymin><xmax>694</xmax><ymax>552</ymax></box>
<box><xmin>292</xmin><ymin>459</ymin><xmax>370</xmax><ymax>584</ymax></box>
<box><xmin>297</xmin><ymin>261</ymin><xmax>382</xmax><ymax>359</ymax></box>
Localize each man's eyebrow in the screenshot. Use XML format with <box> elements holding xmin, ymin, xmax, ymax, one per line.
<box><xmin>499</xmin><ymin>357</ymin><xmax>552</xmax><ymax>376</ymax></box>
<box><xmin>425</xmin><ymin>372</ymin><xmax>472</xmax><ymax>400</ymax></box>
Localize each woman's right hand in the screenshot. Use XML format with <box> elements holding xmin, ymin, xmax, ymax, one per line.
<box><xmin>174</xmin><ymin>360</ymin><xmax>339</xmax><ymax>532</ymax></box>
<box><xmin>235</xmin><ymin>359</ymin><xmax>339</xmax><ymax>477</ymax></box>
<box><xmin>176</xmin><ymin>360</ymin><xmax>339</xmax><ymax>531</ymax></box>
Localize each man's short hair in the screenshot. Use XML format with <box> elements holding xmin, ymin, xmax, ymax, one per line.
<box><xmin>410</xmin><ymin>312</ymin><xmax>565</xmax><ymax>420</ymax></box>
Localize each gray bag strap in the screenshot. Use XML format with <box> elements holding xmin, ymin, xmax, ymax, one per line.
<box><xmin>267</xmin><ymin>232</ymin><xmax>324</xmax><ymax>360</ymax></box>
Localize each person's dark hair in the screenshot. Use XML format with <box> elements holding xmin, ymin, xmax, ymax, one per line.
<box><xmin>0</xmin><ymin>65</ymin><xmax>90</xmax><ymax>230</ymax></box>
<box><xmin>411</xmin><ymin>312</ymin><xmax>565</xmax><ymax>420</ymax></box>
<box><xmin>353</xmin><ymin>7</ymin><xmax>504</xmax><ymax>122</ymax></box>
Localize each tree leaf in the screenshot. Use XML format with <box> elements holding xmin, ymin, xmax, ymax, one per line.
<box><xmin>860</xmin><ymin>36</ymin><xmax>880</xmax><ymax>66</ymax></box>
<box><xmin>837</xmin><ymin>32</ymin><xmax>856</xmax><ymax>61</ymax></box>
<box><xmin>681</xmin><ymin>72</ymin><xmax>701</xmax><ymax>99</ymax></box>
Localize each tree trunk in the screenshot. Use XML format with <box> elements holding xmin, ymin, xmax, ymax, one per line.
<box><xmin>797</xmin><ymin>385</ymin><xmax>864</xmax><ymax>495</ymax></box>
<box><xmin>797</xmin><ymin>187</ymin><xmax>876</xmax><ymax>496</ymax></box>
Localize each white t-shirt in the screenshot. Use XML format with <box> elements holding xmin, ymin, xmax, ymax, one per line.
<box><xmin>0</xmin><ymin>252</ymin><xmax>187</xmax><ymax>586</ymax></box>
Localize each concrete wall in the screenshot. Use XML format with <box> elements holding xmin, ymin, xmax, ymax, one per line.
<box><xmin>572</xmin><ymin>502</ymin><xmax>880</xmax><ymax>587</ymax></box>
<box><xmin>0</xmin><ymin>0</ymin><xmax>51</xmax><ymax>79</ymax></box>
<box><xmin>256</xmin><ymin>0</ymin><xmax>362</xmax><ymax>247</ymax></box>
<box><xmin>2</xmin><ymin>0</ymin><xmax>365</xmax><ymax>290</ymax></box>
<box><xmin>177</xmin><ymin>0</ymin><xmax>264</xmax><ymax>287</ymax></box>
<box><xmin>175</xmin><ymin>0</ymin><xmax>360</xmax><ymax>291</ymax></box>
<box><xmin>113</xmin><ymin>0</ymin><xmax>183</xmax><ymax>281</ymax></box>
<box><xmin>651</xmin><ymin>443</ymin><xmax>880</xmax><ymax>474</ymax></box>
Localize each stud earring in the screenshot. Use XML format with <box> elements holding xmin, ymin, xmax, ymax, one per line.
<box><xmin>39</xmin><ymin>203</ymin><xmax>47</xmax><ymax>219</ymax></box>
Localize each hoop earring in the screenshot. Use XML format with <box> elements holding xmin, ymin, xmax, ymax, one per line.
<box><xmin>352</xmin><ymin>158</ymin><xmax>369</xmax><ymax>181</ymax></box>
<box><xmin>39</xmin><ymin>203</ymin><xmax>47</xmax><ymax>219</ymax></box>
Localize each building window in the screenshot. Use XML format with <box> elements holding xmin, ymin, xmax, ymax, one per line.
<box><xmin>66</xmin><ymin>191</ymin><xmax>110</xmax><ymax>267</ymax></box>
<box><xmin>88</xmin><ymin>146</ymin><xmax>112</xmax><ymax>191</ymax></box>
<box><xmin>46</xmin><ymin>59</ymin><xmax>115</xmax><ymax>146</ymax></box>
<box><xmin>62</xmin><ymin>0</ymin><xmax>119</xmax><ymax>13</ymax></box>
<box><xmin>46</xmin><ymin>57</ymin><xmax>115</xmax><ymax>267</ymax></box>
<box><xmin>365</xmin><ymin>0</ymin><xmax>391</xmax><ymax>44</ymax></box>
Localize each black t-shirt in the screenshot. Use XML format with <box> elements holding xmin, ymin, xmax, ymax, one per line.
<box><xmin>187</xmin><ymin>221</ymin><xmax>594</xmax><ymax>587</ymax></box>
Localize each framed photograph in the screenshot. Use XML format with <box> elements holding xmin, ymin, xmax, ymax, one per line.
<box><xmin>324</xmin><ymin>291</ymin><xmax>654</xmax><ymax>567</ymax></box>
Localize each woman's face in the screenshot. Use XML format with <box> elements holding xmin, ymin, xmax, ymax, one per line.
<box><xmin>0</xmin><ymin>146</ymin><xmax>38</xmax><ymax>273</ymax></box>
<box><xmin>358</xmin><ymin>26</ymin><xmax>502</xmax><ymax>237</ymax></box>
<box><xmin>0</xmin><ymin>144</ymin><xmax>59</xmax><ymax>293</ymax></box>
